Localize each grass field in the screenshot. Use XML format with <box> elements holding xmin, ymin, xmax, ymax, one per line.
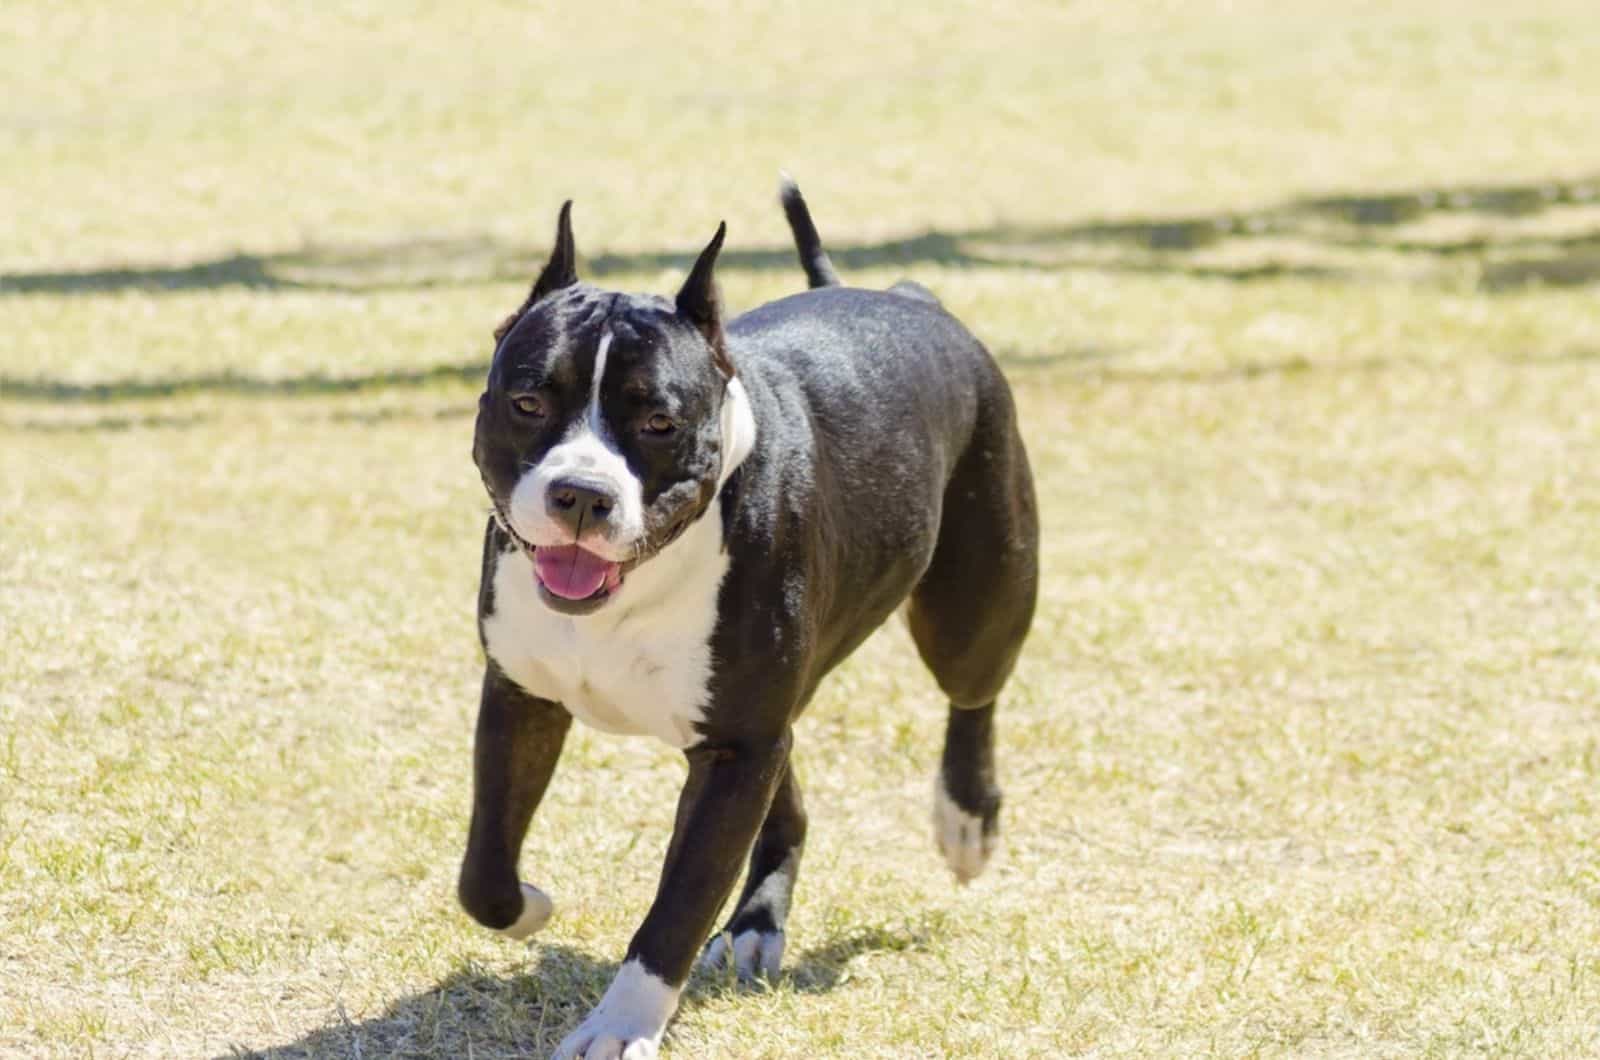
<box><xmin>5</xmin><ymin>2</ymin><xmax>1600</xmax><ymax>1056</ymax></box>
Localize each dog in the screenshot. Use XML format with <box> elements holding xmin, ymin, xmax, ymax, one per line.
<box><xmin>458</xmin><ymin>178</ymin><xmax>1038</xmax><ymax>1059</ymax></box>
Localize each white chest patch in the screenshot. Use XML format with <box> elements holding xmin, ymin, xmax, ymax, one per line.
<box><xmin>481</xmin><ymin>498</ymin><xmax>731</xmax><ymax>749</ymax></box>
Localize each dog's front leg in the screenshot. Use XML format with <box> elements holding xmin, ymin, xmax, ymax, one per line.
<box><xmin>554</xmin><ymin>733</ymin><xmax>792</xmax><ymax>1060</ymax></box>
<box><xmin>458</xmin><ymin>664</ymin><xmax>571</xmax><ymax>939</ymax></box>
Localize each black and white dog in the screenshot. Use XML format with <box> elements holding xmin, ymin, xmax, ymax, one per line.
<box><xmin>459</xmin><ymin>179</ymin><xmax>1038</xmax><ymax>1059</ymax></box>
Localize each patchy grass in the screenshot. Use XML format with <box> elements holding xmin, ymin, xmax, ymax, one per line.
<box><xmin>4</xmin><ymin>1</ymin><xmax>1600</xmax><ymax>1057</ymax></box>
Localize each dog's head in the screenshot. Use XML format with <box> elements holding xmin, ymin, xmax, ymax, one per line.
<box><xmin>474</xmin><ymin>204</ymin><xmax>755</xmax><ymax>616</ymax></box>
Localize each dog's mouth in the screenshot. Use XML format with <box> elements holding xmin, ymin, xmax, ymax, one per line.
<box><xmin>491</xmin><ymin>501</ymin><xmax>701</xmax><ymax>616</ymax></box>
<box><xmin>532</xmin><ymin>544</ymin><xmax>623</xmax><ymax>612</ymax></box>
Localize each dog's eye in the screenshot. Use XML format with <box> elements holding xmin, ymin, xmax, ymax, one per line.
<box><xmin>510</xmin><ymin>394</ymin><xmax>545</xmax><ymax>418</ymax></box>
<box><xmin>642</xmin><ymin>413</ymin><xmax>676</xmax><ymax>436</ymax></box>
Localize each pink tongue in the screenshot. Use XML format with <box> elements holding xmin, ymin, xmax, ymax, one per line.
<box><xmin>534</xmin><ymin>545</ymin><xmax>620</xmax><ymax>600</ymax></box>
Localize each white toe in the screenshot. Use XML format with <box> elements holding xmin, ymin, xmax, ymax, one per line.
<box><xmin>701</xmin><ymin>928</ymin><xmax>785</xmax><ymax>981</ymax></box>
<box><xmin>553</xmin><ymin>958</ymin><xmax>677</xmax><ymax>1060</ymax></box>
<box><xmin>934</xmin><ymin>780</ymin><xmax>996</xmax><ymax>884</ymax></box>
<box><xmin>698</xmin><ymin>933</ymin><xmax>729</xmax><ymax>972</ymax></box>
<box><xmin>497</xmin><ymin>881</ymin><xmax>554</xmax><ymax>940</ymax></box>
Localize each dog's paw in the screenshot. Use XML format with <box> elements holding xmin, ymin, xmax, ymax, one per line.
<box><xmin>933</xmin><ymin>782</ymin><xmax>997</xmax><ymax>884</ymax></box>
<box><xmin>552</xmin><ymin>959</ymin><xmax>678</xmax><ymax>1060</ymax></box>
<box><xmin>497</xmin><ymin>882</ymin><xmax>554</xmax><ymax>941</ymax></box>
<box><xmin>551</xmin><ymin>1031</ymin><xmax>657</xmax><ymax>1060</ymax></box>
<box><xmin>698</xmin><ymin>928</ymin><xmax>785</xmax><ymax>981</ymax></box>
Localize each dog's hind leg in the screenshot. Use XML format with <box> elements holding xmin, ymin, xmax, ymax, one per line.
<box><xmin>698</xmin><ymin>758</ymin><xmax>806</xmax><ymax>980</ymax></box>
<box><xmin>907</xmin><ymin>382</ymin><xmax>1038</xmax><ymax>883</ymax></box>
<box><xmin>931</xmin><ymin>703</ymin><xmax>1001</xmax><ymax>882</ymax></box>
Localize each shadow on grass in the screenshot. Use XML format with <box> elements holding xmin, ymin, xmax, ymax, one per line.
<box><xmin>6</xmin><ymin>172</ymin><xmax>1597</xmax><ymax>414</ymax></box>
<box><xmin>6</xmin><ymin>173</ymin><xmax>1598</xmax><ymax>298</ymax></box>
<box><xmin>223</xmin><ymin>922</ymin><xmax>934</xmax><ymax>1059</ymax></box>
<box><xmin>0</xmin><ymin>360</ymin><xmax>486</xmax><ymax>404</ymax></box>
<box><xmin>2</xmin><ymin>409</ymin><xmax>222</xmax><ymax>433</ymax></box>
<box><xmin>7</xmin><ymin>347</ymin><xmax>1595</xmax><ymax>428</ymax></box>
<box><xmin>782</xmin><ymin>918</ymin><xmax>940</xmax><ymax>994</ymax></box>
<box><xmin>1479</xmin><ymin>249</ymin><xmax>1600</xmax><ymax>291</ymax></box>
<box><xmin>2</xmin><ymin>402</ymin><xmax>479</xmax><ymax>434</ymax></box>
<box><xmin>0</xmin><ymin>347</ymin><xmax>1114</xmax><ymax>410</ymax></box>
<box><xmin>220</xmin><ymin>945</ymin><xmax>604</xmax><ymax>1060</ymax></box>
<box><xmin>1038</xmin><ymin>347</ymin><xmax>1600</xmax><ymax>387</ymax></box>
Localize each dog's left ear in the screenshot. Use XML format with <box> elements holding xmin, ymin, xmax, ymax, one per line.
<box><xmin>676</xmin><ymin>222</ymin><xmax>734</xmax><ymax>379</ymax></box>
<box><xmin>496</xmin><ymin>201</ymin><xmax>579</xmax><ymax>342</ymax></box>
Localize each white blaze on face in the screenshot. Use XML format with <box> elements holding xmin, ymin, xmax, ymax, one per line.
<box><xmin>481</xmin><ymin>347</ymin><xmax>762</xmax><ymax>741</ymax></box>
<box><xmin>505</xmin><ymin>329</ymin><xmax>646</xmax><ymax>560</ymax></box>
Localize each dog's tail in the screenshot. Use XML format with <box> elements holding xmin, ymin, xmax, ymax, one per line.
<box><xmin>779</xmin><ymin>173</ymin><xmax>841</xmax><ymax>289</ymax></box>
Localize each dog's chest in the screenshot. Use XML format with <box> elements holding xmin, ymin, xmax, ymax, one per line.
<box><xmin>480</xmin><ymin>519</ymin><xmax>728</xmax><ymax>749</ymax></box>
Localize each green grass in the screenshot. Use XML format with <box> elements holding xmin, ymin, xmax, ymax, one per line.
<box><xmin>5</xmin><ymin>2</ymin><xmax>1600</xmax><ymax>1056</ymax></box>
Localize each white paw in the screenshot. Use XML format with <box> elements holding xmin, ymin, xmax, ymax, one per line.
<box><xmin>552</xmin><ymin>1031</ymin><xmax>657</xmax><ymax>1060</ymax></box>
<box><xmin>933</xmin><ymin>781</ymin><xmax>996</xmax><ymax>884</ymax></box>
<box><xmin>497</xmin><ymin>882</ymin><xmax>554</xmax><ymax>941</ymax></box>
<box><xmin>698</xmin><ymin>928</ymin><xmax>786</xmax><ymax>981</ymax></box>
<box><xmin>553</xmin><ymin>958</ymin><xmax>679</xmax><ymax>1060</ymax></box>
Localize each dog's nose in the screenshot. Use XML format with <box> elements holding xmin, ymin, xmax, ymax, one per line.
<box><xmin>546</xmin><ymin>477</ymin><xmax>616</xmax><ymax>533</ymax></box>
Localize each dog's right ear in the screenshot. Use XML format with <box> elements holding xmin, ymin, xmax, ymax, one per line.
<box><xmin>495</xmin><ymin>201</ymin><xmax>578</xmax><ymax>342</ymax></box>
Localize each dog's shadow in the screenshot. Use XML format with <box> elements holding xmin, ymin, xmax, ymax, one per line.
<box><xmin>223</xmin><ymin>922</ymin><xmax>935</xmax><ymax>1058</ymax></box>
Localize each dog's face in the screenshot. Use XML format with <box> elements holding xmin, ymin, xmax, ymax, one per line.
<box><xmin>475</xmin><ymin>206</ymin><xmax>745</xmax><ymax>616</ymax></box>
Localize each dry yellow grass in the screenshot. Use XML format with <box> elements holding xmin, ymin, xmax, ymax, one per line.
<box><xmin>4</xmin><ymin>2</ymin><xmax>1600</xmax><ymax>1057</ymax></box>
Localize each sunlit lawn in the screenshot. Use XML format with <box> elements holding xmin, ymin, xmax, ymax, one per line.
<box><xmin>4</xmin><ymin>2</ymin><xmax>1600</xmax><ymax>1056</ymax></box>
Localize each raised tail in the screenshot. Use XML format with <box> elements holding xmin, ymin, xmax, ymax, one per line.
<box><xmin>778</xmin><ymin>173</ymin><xmax>841</xmax><ymax>289</ymax></box>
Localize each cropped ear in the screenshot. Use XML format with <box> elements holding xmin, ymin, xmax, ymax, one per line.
<box><xmin>676</xmin><ymin>222</ymin><xmax>734</xmax><ymax>379</ymax></box>
<box><xmin>495</xmin><ymin>201</ymin><xmax>578</xmax><ymax>342</ymax></box>
<box><xmin>530</xmin><ymin>200</ymin><xmax>578</xmax><ymax>302</ymax></box>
